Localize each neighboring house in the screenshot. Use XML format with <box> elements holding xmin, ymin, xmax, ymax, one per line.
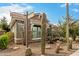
<box><xmin>9</xmin><ymin>12</ymin><xmax>49</xmax><ymax>44</ymax></box>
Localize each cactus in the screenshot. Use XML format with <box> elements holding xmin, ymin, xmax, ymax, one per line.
<box><xmin>41</xmin><ymin>13</ymin><xmax>47</xmax><ymax>55</ymax></box>
<box><xmin>66</xmin><ymin>3</ymin><xmax>70</xmax><ymax>50</ymax></box>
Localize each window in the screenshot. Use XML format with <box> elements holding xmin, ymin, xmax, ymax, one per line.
<box><xmin>17</xmin><ymin>22</ymin><xmax>24</xmax><ymax>38</ymax></box>
<box><xmin>32</xmin><ymin>25</ymin><xmax>41</xmax><ymax>38</ymax></box>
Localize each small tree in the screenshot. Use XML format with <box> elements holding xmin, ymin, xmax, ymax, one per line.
<box><xmin>47</xmin><ymin>25</ymin><xmax>53</xmax><ymax>43</ymax></box>
<box><xmin>0</xmin><ymin>17</ymin><xmax>10</xmax><ymax>32</ymax></box>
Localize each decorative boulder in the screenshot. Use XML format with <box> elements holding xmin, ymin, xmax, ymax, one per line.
<box><xmin>12</xmin><ymin>46</ymin><xmax>20</xmax><ymax>50</ymax></box>
<box><xmin>45</xmin><ymin>45</ymin><xmax>51</xmax><ymax>49</ymax></box>
<box><xmin>69</xmin><ymin>37</ymin><xmax>73</xmax><ymax>49</ymax></box>
<box><xmin>25</xmin><ymin>47</ymin><xmax>32</xmax><ymax>56</ymax></box>
<box><xmin>55</xmin><ymin>41</ymin><xmax>62</xmax><ymax>53</ymax></box>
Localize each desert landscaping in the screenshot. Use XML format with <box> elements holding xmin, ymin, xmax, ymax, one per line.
<box><xmin>0</xmin><ymin>3</ymin><xmax>79</xmax><ymax>56</ymax></box>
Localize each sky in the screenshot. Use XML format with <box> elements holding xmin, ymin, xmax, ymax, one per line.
<box><xmin>0</xmin><ymin>3</ymin><xmax>79</xmax><ymax>25</ymax></box>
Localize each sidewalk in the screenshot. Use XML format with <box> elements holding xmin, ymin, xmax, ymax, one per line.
<box><xmin>70</xmin><ymin>50</ymin><xmax>79</xmax><ymax>56</ymax></box>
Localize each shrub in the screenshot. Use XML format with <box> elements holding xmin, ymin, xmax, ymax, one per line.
<box><xmin>5</xmin><ymin>32</ymin><xmax>14</xmax><ymax>42</ymax></box>
<box><xmin>76</xmin><ymin>36</ymin><xmax>79</xmax><ymax>42</ymax></box>
<box><xmin>0</xmin><ymin>34</ymin><xmax>9</xmax><ymax>49</ymax></box>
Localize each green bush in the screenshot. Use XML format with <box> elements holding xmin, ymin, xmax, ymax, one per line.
<box><xmin>0</xmin><ymin>32</ymin><xmax>14</xmax><ymax>49</ymax></box>
<box><xmin>5</xmin><ymin>32</ymin><xmax>14</xmax><ymax>42</ymax></box>
<box><xmin>0</xmin><ymin>34</ymin><xmax>9</xmax><ymax>49</ymax></box>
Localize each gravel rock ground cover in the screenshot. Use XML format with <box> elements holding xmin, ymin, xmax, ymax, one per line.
<box><xmin>0</xmin><ymin>42</ymin><xmax>79</xmax><ymax>56</ymax></box>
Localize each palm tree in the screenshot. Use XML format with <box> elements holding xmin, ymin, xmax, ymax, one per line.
<box><xmin>58</xmin><ymin>3</ymin><xmax>79</xmax><ymax>50</ymax></box>
<box><xmin>58</xmin><ymin>16</ymin><xmax>79</xmax><ymax>50</ymax></box>
<box><xmin>69</xmin><ymin>19</ymin><xmax>79</xmax><ymax>41</ymax></box>
<box><xmin>58</xmin><ymin>16</ymin><xmax>79</xmax><ymax>40</ymax></box>
<box><xmin>58</xmin><ymin>19</ymin><xmax>66</xmax><ymax>37</ymax></box>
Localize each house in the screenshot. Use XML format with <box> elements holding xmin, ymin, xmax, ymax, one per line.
<box><xmin>9</xmin><ymin>12</ymin><xmax>49</xmax><ymax>44</ymax></box>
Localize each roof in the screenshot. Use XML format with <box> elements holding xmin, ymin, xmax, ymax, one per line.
<box><xmin>9</xmin><ymin>12</ymin><xmax>48</xmax><ymax>28</ymax></box>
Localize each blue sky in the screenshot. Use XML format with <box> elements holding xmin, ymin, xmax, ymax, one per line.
<box><xmin>0</xmin><ymin>3</ymin><xmax>79</xmax><ymax>24</ymax></box>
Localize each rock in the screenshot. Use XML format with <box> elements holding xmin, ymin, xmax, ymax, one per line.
<box><xmin>68</xmin><ymin>37</ymin><xmax>73</xmax><ymax>49</ymax></box>
<box><xmin>25</xmin><ymin>47</ymin><xmax>32</xmax><ymax>56</ymax></box>
<box><xmin>12</xmin><ymin>46</ymin><xmax>20</xmax><ymax>50</ymax></box>
<box><xmin>55</xmin><ymin>41</ymin><xmax>62</xmax><ymax>53</ymax></box>
<box><xmin>45</xmin><ymin>45</ymin><xmax>51</xmax><ymax>49</ymax></box>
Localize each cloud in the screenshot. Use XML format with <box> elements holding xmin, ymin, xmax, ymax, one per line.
<box><xmin>60</xmin><ymin>3</ymin><xmax>71</xmax><ymax>8</ymax></box>
<box><xmin>0</xmin><ymin>3</ymin><xmax>34</xmax><ymax>24</ymax></box>
<box><xmin>60</xmin><ymin>4</ymin><xmax>66</xmax><ymax>8</ymax></box>
<box><xmin>72</xmin><ymin>8</ymin><xmax>79</xmax><ymax>12</ymax></box>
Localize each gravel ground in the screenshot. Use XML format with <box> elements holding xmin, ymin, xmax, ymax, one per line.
<box><xmin>0</xmin><ymin>42</ymin><xmax>79</xmax><ymax>56</ymax></box>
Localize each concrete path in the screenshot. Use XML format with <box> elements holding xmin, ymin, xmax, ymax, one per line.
<box><xmin>70</xmin><ymin>50</ymin><xmax>79</xmax><ymax>56</ymax></box>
